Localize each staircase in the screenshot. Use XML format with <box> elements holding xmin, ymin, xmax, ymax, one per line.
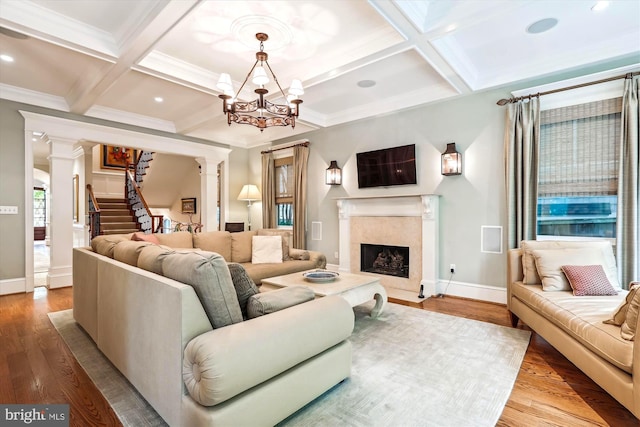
<box><xmin>96</xmin><ymin>197</ymin><xmax>140</xmax><ymax>235</ymax></box>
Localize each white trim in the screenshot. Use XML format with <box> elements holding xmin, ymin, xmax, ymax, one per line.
<box><xmin>0</xmin><ymin>83</ymin><xmax>69</xmax><ymax>111</ymax></box>
<box><xmin>436</xmin><ymin>279</ymin><xmax>507</xmax><ymax>305</ymax></box>
<box><xmin>84</xmin><ymin>105</ymin><xmax>177</xmax><ymax>134</ymax></box>
<box><xmin>0</xmin><ymin>278</ymin><xmax>26</xmax><ymax>296</ymax></box>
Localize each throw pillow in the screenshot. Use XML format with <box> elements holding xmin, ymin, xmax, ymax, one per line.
<box><xmin>155</xmin><ymin>231</ymin><xmax>194</xmax><ymax>248</ymax></box>
<box><xmin>561</xmin><ymin>265</ymin><xmax>618</xmax><ymax>296</ymax></box>
<box><xmin>257</xmin><ymin>229</ymin><xmax>291</xmax><ymax>260</ymax></box>
<box><xmin>247</xmin><ymin>286</ymin><xmax>315</xmax><ymax>318</ymax></box>
<box><xmin>531</xmin><ymin>248</ymin><xmax>606</xmax><ymax>291</ymax></box>
<box><xmin>604</xmin><ymin>284</ymin><xmax>640</xmax><ymax>326</ymax></box>
<box><xmin>227</xmin><ymin>263</ymin><xmax>259</xmax><ymax>320</ymax></box>
<box><xmin>230</xmin><ymin>231</ymin><xmax>257</xmax><ymax>263</ymax></box>
<box><xmin>252</xmin><ymin>236</ymin><xmax>283</xmax><ymax>264</ymax></box>
<box><xmin>131</xmin><ymin>232</ymin><xmax>160</xmax><ymax>244</ymax></box>
<box><xmin>162</xmin><ymin>251</ymin><xmax>243</xmax><ymax>329</ymax></box>
<box><xmin>193</xmin><ymin>231</ymin><xmax>232</xmax><ymax>261</ymax></box>
<box><xmin>621</xmin><ymin>290</ymin><xmax>640</xmax><ymax>341</ymax></box>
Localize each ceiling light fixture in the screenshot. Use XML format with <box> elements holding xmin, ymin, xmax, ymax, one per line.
<box><xmin>154</xmin><ymin>96</ymin><xmax>163</xmax><ymax>103</ymax></box>
<box><xmin>592</xmin><ymin>1</ymin><xmax>610</xmax><ymax>11</ymax></box>
<box><xmin>216</xmin><ymin>33</ymin><xmax>303</xmax><ymax>132</ymax></box>
<box><xmin>0</xmin><ymin>54</ymin><xmax>14</xmax><ymax>62</ymax></box>
<box><xmin>526</xmin><ymin>18</ymin><xmax>558</xmax><ymax>34</ymax></box>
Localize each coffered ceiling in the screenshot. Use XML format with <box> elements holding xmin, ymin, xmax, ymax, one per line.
<box><xmin>1</xmin><ymin>0</ymin><xmax>639</xmax><ymax>149</ymax></box>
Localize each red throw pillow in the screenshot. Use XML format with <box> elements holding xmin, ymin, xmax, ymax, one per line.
<box><xmin>131</xmin><ymin>232</ymin><xmax>160</xmax><ymax>245</ymax></box>
<box><xmin>561</xmin><ymin>265</ymin><xmax>618</xmax><ymax>296</ymax></box>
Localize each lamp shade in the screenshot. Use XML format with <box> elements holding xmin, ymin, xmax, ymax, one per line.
<box><xmin>237</xmin><ymin>184</ymin><xmax>261</xmax><ymax>201</ymax></box>
<box><xmin>441</xmin><ymin>143</ymin><xmax>462</xmax><ymax>176</ymax></box>
<box><xmin>252</xmin><ymin>66</ymin><xmax>269</xmax><ymax>86</ymax></box>
<box><xmin>326</xmin><ymin>160</ymin><xmax>342</xmax><ymax>185</ymax></box>
<box><xmin>216</xmin><ymin>73</ymin><xmax>233</xmax><ymax>92</ymax></box>
<box><xmin>289</xmin><ymin>79</ymin><xmax>304</xmax><ymax>96</ymax></box>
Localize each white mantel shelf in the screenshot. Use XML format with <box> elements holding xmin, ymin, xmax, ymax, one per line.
<box><xmin>336</xmin><ymin>194</ymin><xmax>440</xmax><ymax>300</ymax></box>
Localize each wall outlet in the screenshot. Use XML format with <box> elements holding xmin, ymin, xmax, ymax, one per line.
<box><xmin>334</xmin><ymin>251</ymin><xmax>339</xmax><ymax>260</ymax></box>
<box><xmin>450</xmin><ymin>264</ymin><xmax>456</xmax><ymax>273</ymax></box>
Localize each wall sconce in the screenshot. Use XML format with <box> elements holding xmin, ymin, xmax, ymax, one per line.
<box><xmin>237</xmin><ymin>184</ymin><xmax>261</xmax><ymax>230</ymax></box>
<box><xmin>441</xmin><ymin>143</ymin><xmax>462</xmax><ymax>176</ymax></box>
<box><xmin>326</xmin><ymin>160</ymin><xmax>342</xmax><ymax>185</ymax></box>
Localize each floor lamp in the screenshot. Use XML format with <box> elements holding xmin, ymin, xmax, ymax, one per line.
<box><xmin>237</xmin><ymin>184</ymin><xmax>261</xmax><ymax>230</ymax></box>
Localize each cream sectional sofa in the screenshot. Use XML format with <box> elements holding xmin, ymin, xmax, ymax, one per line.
<box><xmin>507</xmin><ymin>240</ymin><xmax>640</xmax><ymax>418</ymax></box>
<box><xmin>72</xmin><ymin>230</ymin><xmax>353</xmax><ymax>426</ymax></box>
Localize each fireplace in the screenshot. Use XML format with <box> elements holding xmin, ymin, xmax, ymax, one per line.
<box><xmin>361</xmin><ymin>244</ymin><xmax>409</xmax><ymax>278</ymax></box>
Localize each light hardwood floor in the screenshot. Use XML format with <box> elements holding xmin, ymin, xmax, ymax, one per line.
<box><xmin>1</xmin><ymin>287</ymin><xmax>637</xmax><ymax>426</ymax></box>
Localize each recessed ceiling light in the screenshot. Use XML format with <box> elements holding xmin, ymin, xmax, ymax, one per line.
<box><xmin>32</xmin><ymin>131</ymin><xmax>43</xmax><ymax>136</ymax></box>
<box><xmin>0</xmin><ymin>54</ymin><xmax>14</xmax><ymax>62</ymax></box>
<box><xmin>526</xmin><ymin>18</ymin><xmax>558</xmax><ymax>34</ymax></box>
<box><xmin>154</xmin><ymin>97</ymin><xmax>163</xmax><ymax>103</ymax></box>
<box><xmin>357</xmin><ymin>80</ymin><xmax>376</xmax><ymax>88</ymax></box>
<box><xmin>592</xmin><ymin>1</ymin><xmax>610</xmax><ymax>11</ymax></box>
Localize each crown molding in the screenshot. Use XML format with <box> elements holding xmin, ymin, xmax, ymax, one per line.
<box><xmin>0</xmin><ymin>84</ymin><xmax>69</xmax><ymax>111</ymax></box>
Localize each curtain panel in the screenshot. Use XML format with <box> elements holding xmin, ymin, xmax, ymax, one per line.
<box><xmin>617</xmin><ymin>76</ymin><xmax>639</xmax><ymax>288</ymax></box>
<box><xmin>293</xmin><ymin>145</ymin><xmax>309</xmax><ymax>249</ymax></box>
<box><xmin>504</xmin><ymin>98</ymin><xmax>540</xmax><ymax>249</ymax></box>
<box><xmin>261</xmin><ymin>152</ymin><xmax>276</xmax><ymax>229</ymax></box>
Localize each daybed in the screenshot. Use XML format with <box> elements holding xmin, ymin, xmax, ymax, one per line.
<box><xmin>72</xmin><ymin>232</ymin><xmax>353</xmax><ymax>426</ymax></box>
<box><xmin>507</xmin><ymin>240</ymin><xmax>640</xmax><ymax>418</ymax></box>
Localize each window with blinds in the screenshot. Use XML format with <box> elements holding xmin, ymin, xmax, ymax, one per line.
<box><xmin>275</xmin><ymin>157</ymin><xmax>293</xmax><ymax>227</ymax></box>
<box><xmin>537</xmin><ymin>97</ymin><xmax>621</xmax><ymax>239</ymax></box>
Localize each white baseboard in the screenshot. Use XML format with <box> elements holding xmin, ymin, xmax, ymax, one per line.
<box><xmin>435</xmin><ymin>279</ymin><xmax>507</xmax><ymax>304</ymax></box>
<box><xmin>48</xmin><ymin>266</ymin><xmax>73</xmax><ymax>289</ymax></box>
<box><xmin>0</xmin><ymin>277</ymin><xmax>25</xmax><ymax>295</ymax></box>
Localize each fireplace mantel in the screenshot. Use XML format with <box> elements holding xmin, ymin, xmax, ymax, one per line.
<box><xmin>336</xmin><ymin>194</ymin><xmax>440</xmax><ymax>300</ymax></box>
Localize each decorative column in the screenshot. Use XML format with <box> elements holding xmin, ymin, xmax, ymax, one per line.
<box><xmin>421</xmin><ymin>195</ymin><xmax>440</xmax><ymax>297</ymax></box>
<box><xmin>196</xmin><ymin>154</ymin><xmax>227</xmax><ymax>232</ymax></box>
<box><xmin>337</xmin><ymin>199</ymin><xmax>351</xmax><ymax>272</ymax></box>
<box><xmin>47</xmin><ymin>137</ymin><xmax>76</xmax><ymax>288</ymax></box>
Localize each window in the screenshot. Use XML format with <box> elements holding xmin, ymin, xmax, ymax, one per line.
<box><xmin>537</xmin><ymin>98</ymin><xmax>621</xmax><ymax>240</ymax></box>
<box><xmin>275</xmin><ymin>156</ymin><xmax>293</xmax><ymax>227</ymax></box>
<box><xmin>34</xmin><ymin>187</ymin><xmax>46</xmax><ymax>227</ymax></box>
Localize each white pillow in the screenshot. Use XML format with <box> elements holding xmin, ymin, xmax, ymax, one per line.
<box><xmin>531</xmin><ymin>248</ymin><xmax>610</xmax><ymax>291</ymax></box>
<box><xmin>251</xmin><ymin>236</ymin><xmax>283</xmax><ymax>264</ymax></box>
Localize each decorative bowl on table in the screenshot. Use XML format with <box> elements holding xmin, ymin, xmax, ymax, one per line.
<box><xmin>302</xmin><ymin>270</ymin><xmax>339</xmax><ymax>283</ymax></box>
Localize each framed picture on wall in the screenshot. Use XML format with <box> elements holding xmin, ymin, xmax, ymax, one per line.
<box><xmin>101</xmin><ymin>145</ymin><xmax>137</xmax><ymax>170</ymax></box>
<box><xmin>181</xmin><ymin>197</ymin><xmax>196</xmax><ymax>214</ymax></box>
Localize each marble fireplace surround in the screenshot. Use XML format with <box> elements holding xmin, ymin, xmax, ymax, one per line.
<box><xmin>337</xmin><ymin>195</ymin><xmax>440</xmax><ymax>301</ymax></box>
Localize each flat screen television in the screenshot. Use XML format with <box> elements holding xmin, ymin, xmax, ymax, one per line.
<box><xmin>356</xmin><ymin>144</ymin><xmax>417</xmax><ymax>189</ymax></box>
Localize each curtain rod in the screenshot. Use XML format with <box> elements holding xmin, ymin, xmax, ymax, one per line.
<box><xmin>261</xmin><ymin>141</ymin><xmax>309</xmax><ymax>154</ymax></box>
<box><xmin>496</xmin><ymin>71</ymin><xmax>639</xmax><ymax>106</ymax></box>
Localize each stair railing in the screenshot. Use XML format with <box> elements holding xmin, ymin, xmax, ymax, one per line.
<box><xmin>124</xmin><ymin>167</ymin><xmax>163</xmax><ymax>234</ymax></box>
<box><xmin>87</xmin><ymin>184</ymin><xmax>101</xmax><ymax>239</ymax></box>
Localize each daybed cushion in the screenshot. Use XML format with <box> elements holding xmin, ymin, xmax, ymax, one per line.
<box><xmin>511</xmin><ymin>281</ymin><xmax>633</xmax><ymax>373</ymax></box>
<box><xmin>155</xmin><ymin>231</ymin><xmax>194</xmax><ymax>248</ymax></box>
<box><xmin>193</xmin><ymin>231</ymin><xmax>232</xmax><ymax>260</ymax></box>
<box><xmin>252</xmin><ymin>236</ymin><xmax>283</xmax><ymax>264</ymax></box>
<box><xmin>621</xmin><ymin>291</ymin><xmax>640</xmax><ymax>341</ymax></box>
<box><xmin>531</xmin><ymin>247</ymin><xmax>616</xmax><ymax>291</ymax></box>
<box><xmin>605</xmin><ymin>284</ymin><xmax>640</xmax><ymax>326</ymax></box>
<box><xmin>247</xmin><ymin>286</ymin><xmax>315</xmax><ymax>319</ymax></box>
<box><xmin>162</xmin><ymin>251</ymin><xmax>243</xmax><ymax>328</ymax></box>
<box><xmin>562</xmin><ymin>265</ymin><xmax>618</xmax><ymax>296</ymax></box>
<box><xmin>521</xmin><ymin>240</ymin><xmax>621</xmax><ymax>289</ymax></box>
<box><xmin>227</xmin><ymin>262</ymin><xmax>259</xmax><ymax>319</ymax></box>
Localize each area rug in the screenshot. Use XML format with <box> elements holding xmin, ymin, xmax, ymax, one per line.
<box><xmin>49</xmin><ymin>302</ymin><xmax>531</xmax><ymax>427</ymax></box>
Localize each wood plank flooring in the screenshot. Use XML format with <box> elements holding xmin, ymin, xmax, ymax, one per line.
<box><xmin>1</xmin><ymin>287</ymin><xmax>637</xmax><ymax>426</ymax></box>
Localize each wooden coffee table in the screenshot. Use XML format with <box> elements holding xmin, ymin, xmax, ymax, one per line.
<box><xmin>261</xmin><ymin>270</ymin><xmax>388</xmax><ymax>317</ymax></box>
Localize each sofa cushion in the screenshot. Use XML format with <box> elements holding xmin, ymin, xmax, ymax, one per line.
<box><xmin>562</xmin><ymin>265</ymin><xmax>618</xmax><ymax>296</ymax></box>
<box><xmin>137</xmin><ymin>244</ymin><xmax>175</xmax><ymax>274</ymax></box>
<box><xmin>131</xmin><ymin>232</ymin><xmax>160</xmax><ymax>244</ymax></box>
<box><xmin>113</xmin><ymin>240</ymin><xmax>156</xmax><ymax>266</ymax></box>
<box><xmin>162</xmin><ymin>251</ymin><xmax>243</xmax><ymax>328</ymax></box>
<box><xmin>227</xmin><ymin>263</ymin><xmax>259</xmax><ymax>319</ymax></box>
<box><xmin>511</xmin><ymin>281</ymin><xmax>633</xmax><ymax>373</ymax></box>
<box><xmin>604</xmin><ymin>284</ymin><xmax>640</xmax><ymax>326</ymax></box>
<box><xmin>91</xmin><ymin>234</ymin><xmax>132</xmax><ymax>258</ymax></box>
<box><xmin>193</xmin><ymin>231</ymin><xmax>232</xmax><ymax>260</ymax></box>
<box><xmin>252</xmin><ymin>236</ymin><xmax>283</xmax><ymax>264</ymax></box>
<box><xmin>230</xmin><ymin>231</ymin><xmax>257</xmax><ymax>263</ymax></box>
<box><xmin>521</xmin><ymin>240</ymin><xmax>621</xmax><ymax>289</ymax></box>
<box><xmin>155</xmin><ymin>231</ymin><xmax>194</xmax><ymax>248</ymax></box>
<box><xmin>247</xmin><ymin>286</ymin><xmax>315</xmax><ymax>319</ymax></box>
<box><xmin>289</xmin><ymin>248</ymin><xmax>310</xmax><ymax>261</ymax></box>
<box><xmin>257</xmin><ymin>229</ymin><xmax>291</xmax><ymax>260</ymax></box>
<box><xmin>621</xmin><ymin>290</ymin><xmax>640</xmax><ymax>341</ymax></box>
<box><xmin>531</xmin><ymin>248</ymin><xmax>611</xmax><ymax>291</ymax></box>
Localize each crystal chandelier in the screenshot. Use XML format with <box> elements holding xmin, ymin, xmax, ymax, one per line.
<box><xmin>216</xmin><ymin>33</ymin><xmax>304</xmax><ymax>131</ymax></box>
